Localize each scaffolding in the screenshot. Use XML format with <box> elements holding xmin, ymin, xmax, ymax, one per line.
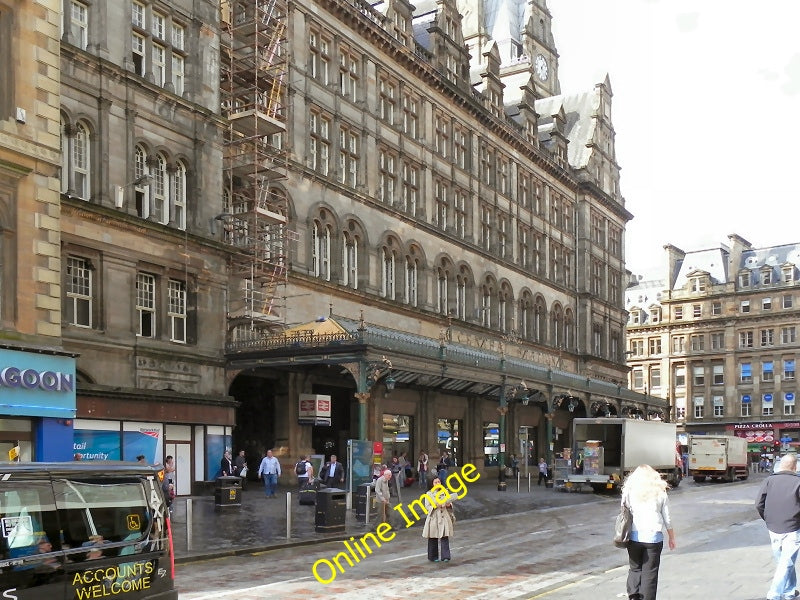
<box><xmin>220</xmin><ymin>0</ymin><xmax>292</xmax><ymax>342</ymax></box>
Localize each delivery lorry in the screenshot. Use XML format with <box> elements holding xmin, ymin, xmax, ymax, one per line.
<box><xmin>565</xmin><ymin>417</ymin><xmax>682</xmax><ymax>493</ymax></box>
<box><xmin>688</xmin><ymin>434</ymin><xmax>749</xmax><ymax>482</ymax></box>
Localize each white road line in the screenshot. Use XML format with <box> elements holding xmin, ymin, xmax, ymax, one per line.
<box><xmin>383</xmin><ymin>551</ymin><xmax>427</xmax><ymax>563</ymax></box>
<box><xmin>529</xmin><ymin>528</ymin><xmax>555</xmax><ymax>535</ymax></box>
<box><xmin>185</xmin><ymin>575</ymin><xmax>314</xmax><ymax>599</ymax></box>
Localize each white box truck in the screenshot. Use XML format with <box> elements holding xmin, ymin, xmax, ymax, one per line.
<box><xmin>566</xmin><ymin>417</ymin><xmax>682</xmax><ymax>492</ymax></box>
<box><xmin>688</xmin><ymin>434</ymin><xmax>749</xmax><ymax>482</ymax></box>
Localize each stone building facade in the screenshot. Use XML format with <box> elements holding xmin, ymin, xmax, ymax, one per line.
<box><xmin>625</xmin><ymin>234</ymin><xmax>800</xmax><ymax>456</ymax></box>
<box><xmin>224</xmin><ymin>0</ymin><xmax>664</xmax><ymax>482</ymax></box>
<box><xmin>0</xmin><ymin>0</ymin><xmax>75</xmax><ymax>462</ymax></box>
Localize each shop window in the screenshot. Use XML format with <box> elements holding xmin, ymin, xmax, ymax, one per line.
<box><xmin>382</xmin><ymin>414</ymin><xmax>412</xmax><ymax>464</ymax></box>
<box><xmin>437</xmin><ymin>418</ymin><xmax>461</xmax><ymax>467</ymax></box>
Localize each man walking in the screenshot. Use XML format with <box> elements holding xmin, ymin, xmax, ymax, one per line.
<box><xmin>323</xmin><ymin>454</ymin><xmax>345</xmax><ymax>488</ymax></box>
<box><xmin>374</xmin><ymin>469</ymin><xmax>392</xmax><ymax>525</ymax></box>
<box><xmin>756</xmin><ymin>453</ymin><xmax>800</xmax><ymax>600</ymax></box>
<box><xmin>257</xmin><ymin>449</ymin><xmax>281</xmax><ymax>498</ymax></box>
<box><xmin>538</xmin><ymin>457</ymin><xmax>548</xmax><ymax>485</ymax></box>
<box><xmin>295</xmin><ymin>455</ymin><xmax>311</xmax><ymax>490</ymax></box>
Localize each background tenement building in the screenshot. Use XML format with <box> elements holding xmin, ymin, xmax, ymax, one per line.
<box><xmin>625</xmin><ymin>234</ymin><xmax>800</xmax><ymax>456</ymax></box>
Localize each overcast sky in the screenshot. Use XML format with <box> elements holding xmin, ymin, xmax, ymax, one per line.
<box><xmin>549</xmin><ymin>0</ymin><xmax>800</xmax><ymax>277</ymax></box>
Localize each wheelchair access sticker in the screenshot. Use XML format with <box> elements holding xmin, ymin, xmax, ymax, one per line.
<box><xmin>126</xmin><ymin>514</ymin><xmax>141</xmax><ymax>531</ymax></box>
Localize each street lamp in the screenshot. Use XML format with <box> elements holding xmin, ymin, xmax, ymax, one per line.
<box><xmin>353</xmin><ymin>356</ymin><xmax>395</xmax><ymax>440</ymax></box>
<box><xmin>497</xmin><ymin>379</ymin><xmax>534</xmax><ymax>491</ymax></box>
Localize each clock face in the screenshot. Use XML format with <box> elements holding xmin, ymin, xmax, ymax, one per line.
<box><xmin>534</xmin><ymin>54</ymin><xmax>549</xmax><ymax>81</ymax></box>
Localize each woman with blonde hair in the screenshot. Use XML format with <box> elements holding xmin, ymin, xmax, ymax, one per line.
<box><xmin>620</xmin><ymin>464</ymin><xmax>676</xmax><ymax>600</ymax></box>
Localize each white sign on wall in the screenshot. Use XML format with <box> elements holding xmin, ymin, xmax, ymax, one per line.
<box><xmin>298</xmin><ymin>394</ymin><xmax>332</xmax><ymax>426</ymax></box>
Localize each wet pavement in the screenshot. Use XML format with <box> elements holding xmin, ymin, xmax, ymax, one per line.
<box><xmin>170</xmin><ymin>473</ymin><xmax>602</xmax><ymax>564</ymax></box>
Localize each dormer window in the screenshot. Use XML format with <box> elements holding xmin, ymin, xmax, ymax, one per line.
<box><xmin>783</xmin><ymin>265</ymin><xmax>796</xmax><ymax>283</ymax></box>
<box><xmin>739</xmin><ymin>271</ymin><xmax>751</xmax><ymax>287</ymax></box>
<box><xmin>689</xmin><ymin>276</ymin><xmax>706</xmax><ymax>293</ymax></box>
<box><xmin>650</xmin><ymin>307</ymin><xmax>661</xmax><ymax>323</ymax></box>
<box><xmin>630</xmin><ymin>309</ymin><xmax>641</xmax><ymax>325</ymax></box>
<box><xmin>762</xmin><ymin>268</ymin><xmax>773</xmax><ymax>285</ymax></box>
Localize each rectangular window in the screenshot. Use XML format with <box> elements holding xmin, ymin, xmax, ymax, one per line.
<box><xmin>480</xmin><ymin>206</ymin><xmax>492</xmax><ymax>251</ymax></box>
<box><xmin>785</xmin><ymin>359</ymin><xmax>796</xmax><ymax>381</ymax></box>
<box><xmin>401</xmin><ymin>162</ymin><xmax>418</xmax><ymax>215</ymax></box>
<box><xmin>66</xmin><ymin>257</ymin><xmax>92</xmax><ymax>327</ymax></box>
<box><xmin>609</xmin><ymin>226</ymin><xmax>621</xmax><ymax>257</ymax></box>
<box><xmin>435</xmin><ymin>113</ymin><xmax>449</xmax><ymax>157</ymax></box>
<box><xmin>693</xmin><ymin>365</ymin><xmax>705</xmax><ymax>386</ymax></box>
<box><xmin>630</xmin><ymin>339</ymin><xmax>644</xmax><ymax>356</ymax></box>
<box><xmin>136</xmin><ymin>273</ymin><xmax>156</xmax><ymax>338</ymax></box>
<box><xmin>379</xmin><ymin>77</ymin><xmax>397</xmax><ymax>124</ymax></box>
<box><xmin>710</xmin><ymin>332</ymin><xmax>724</xmax><ymax>350</ymax></box>
<box><xmin>712</xmin><ymin>301</ymin><xmax>721</xmax><ymax>315</ymax></box>
<box><xmin>693</xmin><ymin>304</ymin><xmax>701</xmax><ymax>318</ymax></box>
<box><xmin>172</xmin><ymin>23</ymin><xmax>185</xmax><ymax>51</ymax></box>
<box><xmin>739</xmin><ymin>330</ymin><xmax>753</xmax><ymax>348</ymax></box>
<box><xmin>648</xmin><ymin>337</ymin><xmax>661</xmax><ymax>355</ymax></box>
<box><xmin>153</xmin><ymin>43</ymin><xmax>166</xmax><ymax>87</ymax></box>
<box><xmin>694</xmin><ymin>398</ymin><xmax>705</xmax><ymax>419</ymax></box>
<box><xmin>339</xmin><ymin>47</ymin><xmax>359</xmax><ymax>99</ymax></box>
<box><xmin>632</xmin><ymin>368</ymin><xmax>644</xmax><ymax>389</ymax></box>
<box><xmin>672</xmin><ymin>336</ymin><xmax>686</xmax><ymax>353</ymax></box>
<box><xmin>740</xmin><ymin>362</ymin><xmax>752</xmax><ymax>384</ymax></box>
<box><xmin>453</xmin><ymin>125</ymin><xmax>468</xmax><ymax>169</ymax></box>
<box><xmin>674</xmin><ymin>306</ymin><xmax>683</xmax><ymax>320</ymax></box>
<box><xmin>690</xmin><ymin>334</ymin><xmax>704</xmax><ymax>351</ymax></box>
<box><xmin>690</xmin><ymin>277</ymin><xmax>706</xmax><ymax>293</ymax></box>
<box><xmin>741</xmin><ymin>400</ymin><xmax>751</xmax><ymax>417</ymax></box>
<box><xmin>650</xmin><ymin>367</ymin><xmax>661</xmax><ymax>389</ymax></box>
<box><xmin>132</xmin><ymin>32</ymin><xmax>146</xmax><ymax>76</ymax></box>
<box><xmin>761</xmin><ymin>328</ymin><xmax>775</xmax><ymax>347</ymax></box>
<box><xmin>168</xmin><ymin>279</ymin><xmax>186</xmax><ymax>343</ymax></box>
<box><xmin>172</xmin><ymin>54</ymin><xmax>184</xmax><ymax>96</ymax></box>
<box><xmin>763</xmin><ymin>394</ymin><xmax>774</xmax><ymax>416</ymax></box>
<box><xmin>152</xmin><ymin>11</ymin><xmax>165</xmax><ymax>39</ymax></box>
<box><xmin>650</xmin><ymin>307</ymin><xmax>661</xmax><ymax>323</ymax></box>
<box><xmin>434</xmin><ymin>181</ymin><xmax>448</xmax><ymax>231</ymax></box>
<box><xmin>69</xmin><ymin>0</ymin><xmax>89</xmax><ymax>50</ymax></box>
<box><xmin>132</xmin><ymin>1</ymin><xmax>145</xmax><ymax>27</ymax></box>
<box><xmin>713</xmin><ymin>364</ymin><xmax>724</xmax><ymax>385</ymax></box>
<box><xmin>379</xmin><ymin>150</ymin><xmax>396</xmax><ymax>205</ymax></box>
<box><xmin>172</xmin><ymin>165</ymin><xmax>186</xmax><ymax>231</ymax></box>
<box><xmin>783</xmin><ymin>266</ymin><xmax>795</xmax><ymax>283</ymax></box>
<box><xmin>453</xmin><ymin>189</ymin><xmax>466</xmax><ymax>239</ymax></box>
<box><xmin>784</xmin><ymin>294</ymin><xmax>793</xmax><ymax>309</ymax></box>
<box><xmin>763</xmin><ymin>297</ymin><xmax>772</xmax><ymax>310</ymax></box>
<box><xmin>763</xmin><ymin>361</ymin><xmax>774</xmax><ymax>382</ymax></box>
<box><xmin>309</xmin><ymin>110</ymin><xmax>330</xmax><ymax>175</ymax></box>
<box><xmin>740</xmin><ymin>300</ymin><xmax>750</xmax><ymax>313</ymax></box>
<box><xmin>309</xmin><ymin>30</ymin><xmax>331</xmax><ymax>85</ymax></box>
<box><xmin>675</xmin><ymin>366</ymin><xmax>686</xmax><ymax>387</ymax></box>
<box><xmin>339</xmin><ymin>128</ymin><xmax>359</xmax><ymax>187</ymax></box>
<box><xmin>518</xmin><ymin>226</ymin><xmax>529</xmax><ymax>269</ymax></box>
<box><xmin>763</xmin><ymin>269</ymin><xmax>773</xmax><ymax>285</ymax></box>
<box><xmin>739</xmin><ymin>272</ymin><xmax>750</xmax><ymax>287</ymax></box>
<box><xmin>713</xmin><ymin>396</ymin><xmax>724</xmax><ymax>417</ymax></box>
<box><xmin>402</xmin><ymin>93</ymin><xmax>418</xmax><ymax>138</ymax></box>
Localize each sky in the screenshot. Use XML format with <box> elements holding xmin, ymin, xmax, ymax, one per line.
<box><xmin>548</xmin><ymin>0</ymin><xmax>800</xmax><ymax>277</ymax></box>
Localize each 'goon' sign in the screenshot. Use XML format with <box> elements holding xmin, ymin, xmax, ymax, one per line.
<box><xmin>0</xmin><ymin>348</ymin><xmax>76</xmax><ymax>418</ymax></box>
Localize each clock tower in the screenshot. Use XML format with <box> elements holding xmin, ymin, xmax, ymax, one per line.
<box><xmin>521</xmin><ymin>0</ymin><xmax>560</xmax><ymax>98</ymax></box>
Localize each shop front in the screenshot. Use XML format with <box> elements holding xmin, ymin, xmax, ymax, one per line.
<box><xmin>0</xmin><ymin>346</ymin><xmax>76</xmax><ymax>461</ymax></box>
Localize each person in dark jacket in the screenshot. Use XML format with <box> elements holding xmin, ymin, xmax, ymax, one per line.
<box><xmin>322</xmin><ymin>454</ymin><xmax>345</xmax><ymax>488</ymax></box>
<box><xmin>755</xmin><ymin>453</ymin><xmax>800</xmax><ymax>600</ymax></box>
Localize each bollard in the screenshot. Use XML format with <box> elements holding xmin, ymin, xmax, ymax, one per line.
<box><xmin>517</xmin><ymin>472</ymin><xmax>521</xmax><ymax>493</ymax></box>
<box><xmin>286</xmin><ymin>491</ymin><xmax>292</xmax><ymax>539</ymax></box>
<box><xmin>185</xmin><ymin>498</ymin><xmax>193</xmax><ymax>551</ymax></box>
<box><xmin>364</xmin><ymin>484</ymin><xmax>371</xmax><ymax>528</ymax></box>
<box><xmin>528</xmin><ymin>472</ymin><xmax>531</xmax><ymax>493</ymax></box>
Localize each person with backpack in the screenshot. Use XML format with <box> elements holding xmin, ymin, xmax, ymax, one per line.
<box><xmin>295</xmin><ymin>455</ymin><xmax>311</xmax><ymax>489</ymax></box>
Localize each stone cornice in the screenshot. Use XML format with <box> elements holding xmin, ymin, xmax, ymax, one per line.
<box><xmin>0</xmin><ymin>132</ymin><xmax>60</xmax><ymax>167</ymax></box>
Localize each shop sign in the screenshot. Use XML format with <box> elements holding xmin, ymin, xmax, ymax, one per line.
<box><xmin>298</xmin><ymin>394</ymin><xmax>331</xmax><ymax>426</ymax></box>
<box><xmin>0</xmin><ymin>348</ymin><xmax>76</xmax><ymax>418</ymax></box>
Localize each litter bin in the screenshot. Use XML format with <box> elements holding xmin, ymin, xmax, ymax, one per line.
<box><xmin>316</xmin><ymin>488</ymin><xmax>346</xmax><ymax>533</ymax></box>
<box><xmin>355</xmin><ymin>482</ymin><xmax>374</xmax><ymax>523</ymax></box>
<box><xmin>214</xmin><ymin>476</ymin><xmax>242</xmax><ymax>508</ymax></box>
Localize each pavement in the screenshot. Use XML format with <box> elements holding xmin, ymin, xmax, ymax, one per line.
<box><xmin>169</xmin><ymin>473</ymin><xmax>601</xmax><ymax>564</ymax></box>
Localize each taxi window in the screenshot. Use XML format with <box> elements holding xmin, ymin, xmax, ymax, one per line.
<box><xmin>53</xmin><ymin>478</ymin><xmax>150</xmax><ymax>560</ymax></box>
<box><xmin>0</xmin><ymin>482</ymin><xmax>61</xmax><ymax>561</ymax></box>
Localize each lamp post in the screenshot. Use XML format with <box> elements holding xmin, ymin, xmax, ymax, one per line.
<box><xmin>497</xmin><ymin>379</ymin><xmax>530</xmax><ymax>491</ymax></box>
<box><xmin>354</xmin><ymin>356</ymin><xmax>394</xmax><ymax>440</ymax></box>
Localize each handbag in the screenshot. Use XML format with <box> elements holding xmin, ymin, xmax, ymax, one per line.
<box><xmin>239</xmin><ymin>466</ymin><xmax>248</xmax><ymax>477</ymax></box>
<box><xmin>613</xmin><ymin>502</ymin><xmax>632</xmax><ymax>548</ymax></box>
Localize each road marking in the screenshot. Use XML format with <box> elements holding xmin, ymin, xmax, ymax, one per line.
<box><xmin>384</xmin><ymin>552</ymin><xmax>427</xmax><ymax>563</ymax></box>
<box><xmin>185</xmin><ymin>575</ymin><xmax>314</xmax><ymax>599</ymax></box>
<box><xmin>529</xmin><ymin>528</ymin><xmax>554</xmax><ymax>535</ymax></box>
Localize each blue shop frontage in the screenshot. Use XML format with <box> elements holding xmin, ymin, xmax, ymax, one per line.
<box><xmin>0</xmin><ymin>346</ymin><xmax>77</xmax><ymax>462</ymax></box>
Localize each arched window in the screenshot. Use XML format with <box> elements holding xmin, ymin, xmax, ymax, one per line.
<box><xmin>519</xmin><ymin>293</ymin><xmax>533</xmax><ymax>340</ymax></box>
<box><xmin>481</xmin><ymin>284</ymin><xmax>493</xmax><ymax>328</ymax></box>
<box><xmin>565</xmin><ymin>309</ymin><xmax>576</xmax><ymax>351</ymax></box>
<box><xmin>534</xmin><ymin>296</ymin><xmax>547</xmax><ymax>344</ymax></box>
<box><xmin>437</xmin><ymin>267</ymin><xmax>449</xmax><ymax>315</ymax></box>
<box><xmin>382</xmin><ymin>247</ymin><xmax>397</xmax><ymax>300</ymax></box>
<box><xmin>498</xmin><ymin>283</ymin><xmax>513</xmax><ymax>333</ymax></box>
<box><xmin>551</xmin><ymin>304</ymin><xmax>564</xmax><ymax>348</ymax></box>
<box><xmin>152</xmin><ymin>153</ymin><xmax>169</xmax><ymax>224</ymax></box>
<box><xmin>455</xmin><ymin>274</ymin><xmax>467</xmax><ymax>320</ymax></box>
<box><xmin>73</xmin><ymin>122</ymin><xmax>90</xmax><ymax>200</ymax></box>
<box><xmin>342</xmin><ymin>232</ymin><xmax>359</xmax><ymax>289</ymax></box>
<box><xmin>404</xmin><ymin>257</ymin><xmax>418</xmax><ymax>306</ymax></box>
<box><xmin>60</xmin><ymin>118</ymin><xmax>69</xmax><ymax>193</ymax></box>
<box><xmin>311</xmin><ymin>221</ymin><xmax>331</xmax><ymax>280</ymax></box>
<box><xmin>173</xmin><ymin>160</ymin><xmax>187</xmax><ymax>230</ymax></box>
<box><xmin>134</xmin><ymin>145</ymin><xmax>150</xmax><ymax>218</ymax></box>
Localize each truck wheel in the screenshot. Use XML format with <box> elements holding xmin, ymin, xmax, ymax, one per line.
<box><xmin>693</xmin><ymin>475</ymin><xmax>706</xmax><ymax>483</ymax></box>
<box><xmin>726</xmin><ymin>467</ymin><xmax>736</xmax><ymax>483</ymax></box>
